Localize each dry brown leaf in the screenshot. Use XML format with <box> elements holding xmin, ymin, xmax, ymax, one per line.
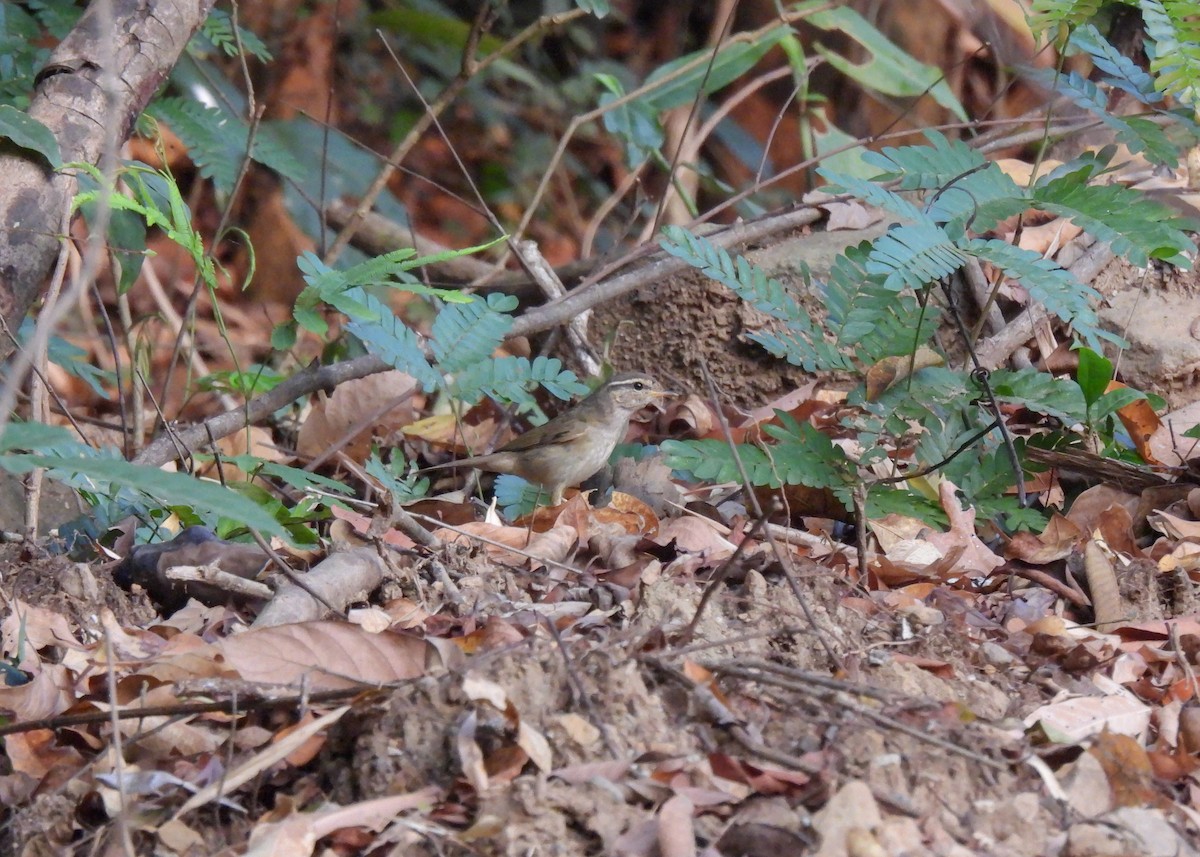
<box><xmin>1107</xmin><ymin>381</ymin><xmax>1162</xmax><ymax>464</ymax></box>
<box><xmin>594</xmin><ymin>491</ymin><xmax>660</xmax><ymax>537</ymax></box>
<box><xmin>864</xmin><ymin>346</ymin><xmax>944</xmax><ymax>401</ymax></box>
<box><xmin>922</xmin><ymin>481</ymin><xmax>1004</xmax><ymax>578</ymax></box>
<box><xmin>1024</xmin><ymin>675</ymin><xmax>1151</xmax><ymax>743</ymax></box>
<box><xmin>0</xmin><ymin>665</ymin><xmax>76</xmax><ymax>722</ymax></box>
<box><xmin>653</xmin><ymin>517</ymin><xmax>736</xmax><ymax>560</ymax></box>
<box><xmin>665</xmin><ymin>394</ymin><xmax>715</xmax><ymax>438</ymax></box>
<box><xmin>402</xmin><ymin>413</ymin><xmax>500</xmax><ymax>455</ymax></box>
<box><xmin>297</xmin><ymin>371</ymin><xmax>418</xmax><ymax>460</ymax></box>
<box><xmin>213</xmin><ymin>622</ymin><xmax>429</xmax><ymax>690</ymax></box>
<box><xmin>434</xmin><ymin>521</ymin><xmax>578</xmax><ymax>567</ymax></box>
<box><xmin>1005</xmin><ymin>514</ymin><xmax>1083</xmax><ymax>563</ymax></box>
<box><xmin>1015</xmin><ymin>217</ymin><xmax>1082</xmax><ymax>255</ymax></box>
<box><xmin>994</xmin><ymin>157</ymin><xmax>1065</xmax><ymax>186</ymax></box>
<box><xmin>329</xmin><ymin>505</ymin><xmax>418</xmax><ymax>549</ymax></box>
<box><xmin>2</xmin><ymin>728</ymin><xmax>85</xmax><ymax>781</ymax></box>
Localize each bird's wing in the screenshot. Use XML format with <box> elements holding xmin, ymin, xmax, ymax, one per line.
<box><xmin>498</xmin><ymin>416</ymin><xmax>587</xmax><ymax>452</ymax></box>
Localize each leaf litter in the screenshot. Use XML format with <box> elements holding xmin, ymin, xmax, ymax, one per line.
<box><xmin>7</xmin><ymin>377</ymin><xmax>1200</xmax><ymax>855</ymax></box>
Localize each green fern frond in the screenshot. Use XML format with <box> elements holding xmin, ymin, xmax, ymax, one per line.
<box><xmin>346</xmin><ymin>296</ymin><xmax>440</xmax><ymax>392</ymax></box>
<box><xmin>961</xmin><ymin>238</ymin><xmax>1117</xmax><ymax>349</ymax></box>
<box><xmin>863</xmin><ymin>131</ymin><xmax>988</xmax><ymax>189</ymax></box>
<box><xmin>430</xmin><ymin>294</ymin><xmax>517</xmax><ymax>374</ymax></box>
<box><xmin>197</xmin><ymin>9</ymin><xmax>271</xmax><ymax>62</ymax></box>
<box><xmin>147</xmin><ymin>98</ymin><xmax>307</xmax><ymax>195</ymax></box>
<box><xmin>448</xmin><ymin>355</ymin><xmax>585</xmax><ymax>408</ymax></box>
<box><xmin>857</xmin><ymin>132</ymin><xmax>1027</xmax><ymax>229</ymax></box>
<box><xmin>1031</xmin><ymin>168</ymin><xmax>1197</xmax><ymax>266</ymax></box>
<box><xmin>1027</xmin><ymin>0</ymin><xmax>1108</xmax><ymax>34</ymax></box>
<box><xmin>988</xmin><ymin>367</ymin><xmax>1089</xmax><ymax>422</ymax></box>
<box><xmin>1143</xmin><ymin>0</ymin><xmax>1200</xmax><ymax>106</ymax></box>
<box><xmin>1070</xmin><ymin>24</ymin><xmax>1160</xmax><ymax>102</ymax></box>
<box><xmin>1034</xmin><ymin>68</ymin><xmax>1180</xmax><ymax>164</ymax></box>
<box><xmin>659</xmin><ymin>225</ymin><xmax>852</xmax><ymax>372</ymax></box>
<box><xmin>866</xmin><ymin>223</ymin><xmax>967</xmax><ymax>291</ymax></box>
<box><xmin>823</xmin><ymin>241</ymin><xmax>941</xmax><ymax>363</ymax></box>
<box><xmin>662</xmin><ymin>413</ymin><xmax>854</xmax><ymax>497</ymax></box>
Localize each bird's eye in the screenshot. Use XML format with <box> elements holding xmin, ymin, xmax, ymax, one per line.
<box><xmin>633</xmin><ymin>381</ymin><xmax>645</xmax><ymax>390</ymax></box>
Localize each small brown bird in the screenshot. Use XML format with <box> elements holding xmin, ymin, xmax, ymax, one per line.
<box><xmin>423</xmin><ymin>372</ymin><xmax>674</xmax><ymax>505</ymax></box>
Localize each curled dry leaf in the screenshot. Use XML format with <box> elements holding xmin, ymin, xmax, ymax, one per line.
<box><xmin>656</xmin><ymin>793</ymin><xmax>697</xmax><ymax>857</ymax></box>
<box><xmin>922</xmin><ymin>481</ymin><xmax>1004</xmax><ymax>578</ymax></box>
<box><xmin>1107</xmin><ymin>381</ymin><xmax>1161</xmax><ymax>464</ymax></box>
<box><xmin>595</xmin><ymin>491</ymin><xmax>660</xmax><ymax>536</ymax></box>
<box><xmin>864</xmin><ymin>346</ymin><xmax>943</xmax><ymax>402</ymax></box>
<box><xmin>1024</xmin><ymin>674</ymin><xmax>1152</xmax><ymax>743</ymax></box>
<box><xmin>243</xmin><ymin>788</ymin><xmax>441</xmax><ymax>856</ymax></box>
<box><xmin>0</xmin><ymin>664</ymin><xmax>76</xmax><ymax>722</ymax></box>
<box><xmin>3</xmin><ymin>728</ymin><xmax>85</xmax><ymax>781</ymax></box>
<box><xmin>665</xmin><ymin>394</ymin><xmax>714</xmax><ymax>438</ymax></box>
<box><xmin>1005</xmin><ymin>514</ymin><xmax>1083</xmax><ymax>564</ymax></box>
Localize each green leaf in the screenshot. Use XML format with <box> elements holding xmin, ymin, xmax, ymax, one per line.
<box><xmin>808</xmin><ymin>6</ymin><xmax>967</xmax><ymax>120</ymax></box>
<box><xmin>1074</xmin><ymin>346</ymin><xmax>1112</xmax><ymax>407</ymax></box>
<box><xmin>271</xmin><ymin>322</ymin><xmax>297</xmax><ymax>351</ymax></box>
<box><xmin>1143</xmin><ymin>0</ymin><xmax>1200</xmax><ymax>106</ymax></box>
<box><xmin>365</xmin><ymin>452</ymin><xmax>429</xmax><ymax>505</ymax></box>
<box><xmin>196</xmin><ymin>8</ymin><xmax>272</xmax><ymax>62</ymax></box>
<box><xmin>962</xmin><ymin>237</ymin><xmax>1118</xmax><ymax>351</ymax></box>
<box><xmin>1091</xmin><ymin>386</ymin><xmax>1147</xmax><ymax>424</ymax></box>
<box><xmin>367</xmin><ymin>8</ymin><xmax>505</xmax><ymax>56</ymax></box>
<box><xmin>0</xmin><ymin>453</ymin><xmax>285</xmax><ymax>538</ymax></box>
<box><xmin>816</xmin><ymin>169</ymin><xmax>928</xmax><ymax>222</ymax></box>
<box><xmin>0</xmin><ymin>105</ymin><xmax>60</xmax><ymax>168</ymax></box>
<box><xmin>642</xmin><ymin>25</ymin><xmax>790</xmax><ymax>111</ymax></box>
<box><xmin>810</xmin><ymin>121</ymin><xmax>874</xmax><ymax>179</ymax></box>
<box><xmin>988</xmin><ymin>367</ymin><xmax>1088</xmax><ymax>423</ymax></box>
<box><xmin>224</xmin><ymin>458</ymin><xmax>353</xmax><ymax>496</ymax></box>
<box><xmin>1031</xmin><ymin>68</ymin><xmax>1181</xmax><ymax>166</ymax></box>
<box><xmin>598</xmin><ymin>74</ymin><xmax>664</xmax><ymax>165</ymax></box>
<box><xmin>1027</xmin><ymin>0</ymin><xmax>1106</xmax><ymax>34</ymax></box>
<box><xmin>1070</xmin><ymin>24</ymin><xmax>1160</xmax><ymax>103</ymax></box>
<box><xmin>575</xmin><ymin>0</ymin><xmax>611</xmax><ymax>16</ymax></box>
<box><xmin>448</xmin><ymin>355</ymin><xmax>586</xmax><ymax>408</ymax></box>
<box><xmin>494</xmin><ymin>474</ymin><xmax>551</xmax><ymax>516</ymax></box>
<box><xmin>663</xmin><ymin>414</ymin><xmax>852</xmax><ymax>493</ymax></box>
<box><xmin>865</xmin><ymin>223</ymin><xmax>966</xmax><ymax>291</ymax></box>
<box><xmin>861</xmin><ymin>132</ymin><xmax>1028</xmax><ymax>229</ymax></box>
